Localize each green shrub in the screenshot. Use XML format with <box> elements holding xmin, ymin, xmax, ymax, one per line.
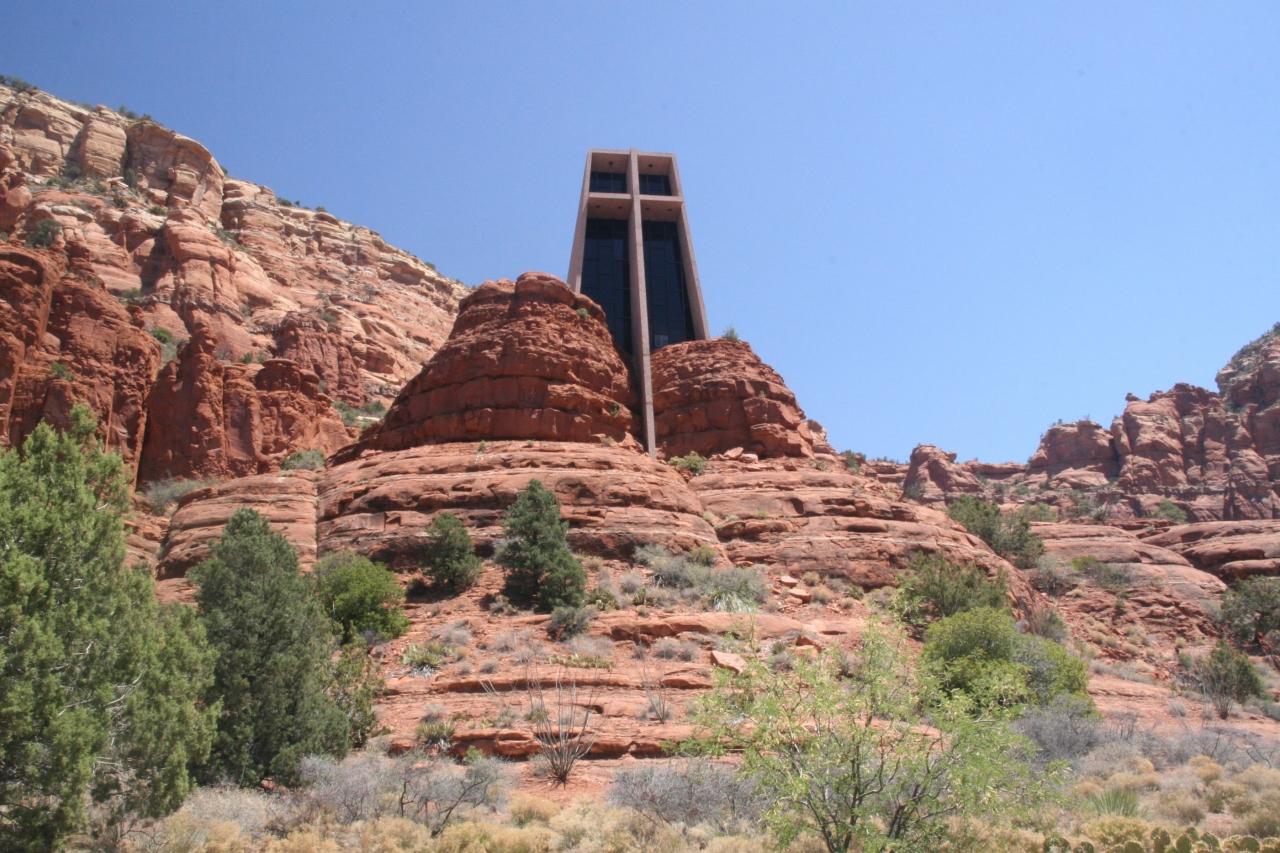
<box><xmin>669</xmin><ymin>451</ymin><xmax>707</xmax><ymax>476</ymax></box>
<box><xmin>421</xmin><ymin>513</ymin><xmax>481</xmax><ymax>593</ymax></box>
<box><xmin>49</xmin><ymin>361</ymin><xmax>72</xmax><ymax>381</ymax></box>
<box><xmin>687</xmin><ymin>627</ymin><xmax>1052</xmax><ymax>852</ymax></box>
<box><xmin>192</xmin><ymin>509</ymin><xmax>349</xmax><ymax>786</ymax></box>
<box><xmin>689</xmin><ymin>543</ymin><xmax>717</xmax><ymax>566</ymax></box>
<box><xmin>1220</xmin><ymin>577</ymin><xmax>1280</xmax><ymax>648</ymax></box>
<box><xmin>149</xmin><ymin>327</ymin><xmax>173</xmax><ymax>344</ymax></box>
<box><xmin>923</xmin><ymin>607</ymin><xmax>1089</xmax><ymax>711</ymax></box>
<box><xmin>947</xmin><ymin>495</ymin><xmax>1044</xmax><ymax>568</ymax></box>
<box><xmin>1072</xmin><ymin>555</ymin><xmax>1133</xmax><ymax>590</ymax></box>
<box><xmin>1191</xmin><ymin>640</ymin><xmax>1265</xmax><ymax>719</ymax></box>
<box><xmin>23</xmin><ymin>218</ymin><xmax>61</xmax><ymax>248</ymax></box>
<box><xmin>498</xmin><ymin>480</ymin><xmax>585</xmax><ymax>611</ymax></box>
<box><xmin>1153</xmin><ymin>499</ymin><xmax>1189</xmax><ymax>523</ymax></box>
<box><xmin>312</xmin><ymin>551</ymin><xmax>409</xmax><ymax>643</ymax></box>
<box><xmin>721</xmin><ymin>326</ymin><xmax>740</xmax><ymax>342</ymax></box>
<box><xmin>840</xmin><ymin>450</ymin><xmax>862</xmax><ymax>472</ymax></box>
<box><xmin>893</xmin><ymin>552</ymin><xmax>1008</xmax><ymax>627</ymax></box>
<box><xmin>281</xmin><ymin>448</ymin><xmax>326</xmax><ymax>470</ymax></box>
<box><xmin>636</xmin><ymin>545</ymin><xmax>767</xmax><ymax>611</ymax></box>
<box><xmin>140</xmin><ymin>476</ymin><xmax>215</xmax><ymax>514</ymax></box>
<box><xmin>402</xmin><ymin>641</ymin><xmax>459</xmax><ymax>672</ymax></box>
<box><xmin>546</xmin><ymin>605</ymin><xmax>596</xmax><ymax>639</ymax></box>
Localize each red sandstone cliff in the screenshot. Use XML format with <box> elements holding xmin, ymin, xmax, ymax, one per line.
<box><xmin>0</xmin><ymin>83</ymin><xmax>468</xmax><ymax>483</ymax></box>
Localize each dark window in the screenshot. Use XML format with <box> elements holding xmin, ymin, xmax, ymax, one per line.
<box><xmin>638</xmin><ymin>173</ymin><xmax>672</xmax><ymax>196</ymax></box>
<box><xmin>642</xmin><ymin>220</ymin><xmax>693</xmax><ymax>350</ymax></box>
<box><xmin>589</xmin><ymin>171</ymin><xmax>627</xmax><ymax>193</ymax></box>
<box><xmin>581</xmin><ymin>218</ymin><xmax>632</xmax><ymax>354</ymax></box>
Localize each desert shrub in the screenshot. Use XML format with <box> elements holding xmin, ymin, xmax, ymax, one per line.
<box><xmin>1030</xmin><ymin>557</ymin><xmax>1080</xmax><ymax>596</ymax></box>
<box><xmin>608</xmin><ymin>760</ymin><xmax>765</xmax><ymax>832</ymax></box>
<box><xmin>1087</xmin><ymin>787</ymin><xmax>1141</xmax><ymax>817</ymax></box>
<box><xmin>840</xmin><ymin>450</ymin><xmax>863</xmax><ymax>472</ymax></box>
<box><xmin>893</xmin><ymin>552</ymin><xmax>1008</xmax><ymax>627</ymax></box>
<box><xmin>498</xmin><ymin>480</ymin><xmax>586</xmax><ymax>611</ymax></box>
<box><xmin>923</xmin><ymin>607</ymin><xmax>1089</xmax><ymax>711</ymax></box>
<box><xmin>1024</xmin><ymin>606</ymin><xmax>1070</xmax><ymax>643</ymax></box>
<box><xmin>1015</xmin><ymin>694</ymin><xmax>1104</xmax><ymax>765</ymax></box>
<box><xmin>653</xmin><ymin>637</ymin><xmax>700</xmax><ymax>661</ymax></box>
<box><xmin>689</xmin><ymin>543</ymin><xmax>718</xmax><ymax>565</ymax></box>
<box><xmin>24</xmin><ymin>217</ymin><xmax>61</xmax><ymax>248</ymax></box>
<box><xmin>312</xmin><ymin>551</ymin><xmax>408</xmax><ymax>643</ymax></box>
<box><xmin>282</xmin><ymin>448</ymin><xmax>326</xmax><ymax>470</ymax></box>
<box><xmin>0</xmin><ymin>407</ymin><xmax>216</xmax><ymax>850</ymax></box>
<box><xmin>1072</xmin><ymin>555</ymin><xmax>1134</xmax><ymax>589</ymax></box>
<box><xmin>546</xmin><ymin>605</ymin><xmax>596</xmax><ymax>639</ymax></box>
<box><xmin>298</xmin><ymin>751</ymin><xmax>395</xmax><ymax>822</ymax></box>
<box><xmin>402</xmin><ymin>641</ymin><xmax>460</xmax><ymax>673</ymax></box>
<box><xmin>637</xmin><ymin>545</ymin><xmax>767</xmax><ymax>610</ymax></box>
<box><xmin>669</xmin><ymin>451</ymin><xmax>707</xmax><ymax>476</ymax></box>
<box><xmin>721</xmin><ymin>326</ymin><xmax>740</xmax><ymax>342</ymax></box>
<box><xmin>1191</xmin><ymin>641</ymin><xmax>1265</xmax><ymax>719</ymax></box>
<box><xmin>947</xmin><ymin>495</ymin><xmax>1044</xmax><ymax>568</ymax></box>
<box><xmin>328</xmin><ymin>644</ymin><xmax>383</xmax><ymax>748</ymax></box>
<box><xmin>1220</xmin><ymin>577</ymin><xmax>1280</xmax><ymax>648</ymax></box>
<box><xmin>1019</xmin><ymin>502</ymin><xmax>1058</xmax><ymax>522</ymax></box>
<box><xmin>1153</xmin><ymin>499</ymin><xmax>1189</xmax><ymax>523</ymax></box>
<box><xmin>140</xmin><ymin>476</ymin><xmax>215</xmax><ymax>514</ymax></box>
<box><xmin>686</xmin><ymin>627</ymin><xmax>1052</xmax><ymax>853</ymax></box>
<box><xmin>394</xmin><ymin>750</ymin><xmax>508</xmax><ymax>836</ymax></box>
<box><xmin>421</xmin><ymin>513</ymin><xmax>482</xmax><ymax>593</ymax></box>
<box><xmin>192</xmin><ymin>509</ymin><xmax>349</xmax><ymax>786</ymax></box>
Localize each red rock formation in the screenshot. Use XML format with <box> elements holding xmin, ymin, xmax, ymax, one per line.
<box><xmin>650</xmin><ymin>338</ymin><xmax>814</xmax><ymax>459</ymax></box>
<box><xmin>319</xmin><ymin>440</ymin><xmax>715</xmax><ymax>566</ymax></box>
<box><xmin>138</xmin><ymin>324</ymin><xmax>351</xmax><ymax>483</ymax></box>
<box><xmin>0</xmin><ymin>248</ymin><xmax>61</xmax><ymax>441</ymax></box>
<box><xmin>159</xmin><ymin>471</ymin><xmax>319</xmax><ymax>577</ymax></box>
<box><xmin>902</xmin><ymin>444</ymin><xmax>985</xmax><ymax>502</ymax></box>
<box><xmin>340</xmin><ymin>274</ymin><xmax>636</xmax><ymax>458</ymax></box>
<box><xmin>1</xmin><ymin>82</ymin><xmax>467</xmax><ymax>482</ymax></box>
<box><xmin>1028</xmin><ymin>420</ymin><xmax>1118</xmax><ymax>482</ymax></box>
<box><xmin>1142</xmin><ymin>520</ymin><xmax>1280</xmax><ymax>580</ymax></box>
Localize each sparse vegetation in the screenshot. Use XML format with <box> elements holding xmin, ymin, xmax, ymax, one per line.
<box><xmin>1153</xmin><ymin>499</ymin><xmax>1190</xmax><ymax>523</ymax></box>
<box><xmin>281</xmin><ymin>448</ymin><xmax>326</xmax><ymax>469</ymax></box>
<box><xmin>947</xmin><ymin>495</ymin><xmax>1045</xmax><ymax>568</ymax></box>
<box><xmin>1072</xmin><ymin>554</ymin><xmax>1134</xmax><ymax>590</ymax></box>
<box><xmin>721</xmin><ymin>326</ymin><xmax>740</xmax><ymax>341</ymax></box>
<box><xmin>140</xmin><ymin>476</ymin><xmax>215</xmax><ymax>513</ymax></box>
<box><xmin>23</xmin><ymin>218</ymin><xmax>61</xmax><ymax>248</ymax></box>
<box><xmin>48</xmin><ymin>360</ymin><xmax>72</xmax><ymax>380</ymax></box>
<box><xmin>1188</xmin><ymin>641</ymin><xmax>1265</xmax><ymax>719</ymax></box>
<box><xmin>1220</xmin><ymin>577</ymin><xmax>1280</xmax><ymax>649</ymax></box>
<box><xmin>669</xmin><ymin>450</ymin><xmax>707</xmax><ymax>476</ymax></box>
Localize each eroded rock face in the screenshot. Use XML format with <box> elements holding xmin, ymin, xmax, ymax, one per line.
<box><xmin>1032</xmin><ymin>523</ymin><xmax>1225</xmax><ymax>680</ymax></box>
<box><xmin>650</xmin><ymin>339</ymin><xmax>814</xmax><ymax>459</ymax></box>
<box><xmin>138</xmin><ymin>325</ymin><xmax>351</xmax><ymax>483</ymax></box>
<box><xmin>1142</xmin><ymin>520</ymin><xmax>1280</xmax><ymax>580</ymax></box>
<box><xmin>1029</xmin><ymin>420</ymin><xmax>1118</xmax><ymax>480</ymax></box>
<box><xmin>159</xmin><ymin>471</ymin><xmax>319</xmax><ymax>577</ymax></box>
<box><xmin>320</xmin><ymin>440</ymin><xmax>714</xmax><ymax>566</ymax></box>
<box><xmin>0</xmin><ymin>82</ymin><xmax>468</xmax><ymax>481</ymax></box>
<box><xmin>902</xmin><ymin>444</ymin><xmax>985</xmax><ymax>502</ymax></box>
<box><xmin>689</xmin><ymin>455</ymin><xmax>1037</xmax><ymax>608</ymax></box>
<box><xmin>340</xmin><ymin>274</ymin><xmax>636</xmax><ymax>458</ymax></box>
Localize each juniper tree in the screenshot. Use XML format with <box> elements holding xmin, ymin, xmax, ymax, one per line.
<box><xmin>193</xmin><ymin>509</ymin><xmax>348</xmax><ymax>786</ymax></box>
<box><xmin>421</xmin><ymin>513</ymin><xmax>482</xmax><ymax>593</ymax></box>
<box><xmin>0</xmin><ymin>406</ymin><xmax>215</xmax><ymax>851</ymax></box>
<box><xmin>497</xmin><ymin>480</ymin><xmax>585</xmax><ymax>611</ymax></box>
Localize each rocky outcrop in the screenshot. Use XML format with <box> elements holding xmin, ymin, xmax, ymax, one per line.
<box><xmin>1034</xmin><ymin>523</ymin><xmax>1225</xmax><ymax>676</ymax></box>
<box><xmin>689</xmin><ymin>455</ymin><xmax>1036</xmax><ymax>607</ymax></box>
<box><xmin>319</xmin><ymin>440</ymin><xmax>715</xmax><ymax>567</ymax></box>
<box><xmin>1028</xmin><ymin>420</ymin><xmax>1118</xmax><ymax>482</ymax></box>
<box><xmin>902</xmin><ymin>444</ymin><xmax>985</xmax><ymax>502</ymax></box>
<box><xmin>0</xmin><ymin>246</ymin><xmax>160</xmax><ymax>468</ymax></box>
<box><xmin>339</xmin><ymin>275</ymin><xmax>636</xmax><ymax>458</ymax></box>
<box><xmin>0</xmin><ymin>82</ymin><xmax>468</xmax><ymax>482</ymax></box>
<box><xmin>159</xmin><ymin>471</ymin><xmax>319</xmax><ymax>577</ymax></box>
<box><xmin>1142</xmin><ymin>520</ymin><xmax>1280</xmax><ymax>580</ymax></box>
<box><xmin>138</xmin><ymin>325</ymin><xmax>351</xmax><ymax>482</ymax></box>
<box><xmin>650</xmin><ymin>338</ymin><xmax>815</xmax><ymax>459</ymax></box>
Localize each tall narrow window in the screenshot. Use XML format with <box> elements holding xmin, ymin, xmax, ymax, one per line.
<box><xmin>581</xmin><ymin>217</ymin><xmax>632</xmax><ymax>354</ymax></box>
<box><xmin>642</xmin><ymin>220</ymin><xmax>693</xmax><ymax>350</ymax></box>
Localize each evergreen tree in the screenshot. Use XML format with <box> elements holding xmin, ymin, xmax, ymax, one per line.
<box><xmin>497</xmin><ymin>480</ymin><xmax>585</xmax><ymax>611</ymax></box>
<box><xmin>313</xmin><ymin>551</ymin><xmax>409</xmax><ymax>643</ymax></box>
<box><xmin>0</xmin><ymin>406</ymin><xmax>215</xmax><ymax>851</ymax></box>
<box><xmin>421</xmin><ymin>513</ymin><xmax>482</xmax><ymax>593</ymax></box>
<box><xmin>193</xmin><ymin>509</ymin><xmax>348</xmax><ymax>786</ymax></box>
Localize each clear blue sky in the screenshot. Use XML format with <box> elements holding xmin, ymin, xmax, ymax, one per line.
<box><xmin>8</xmin><ymin>2</ymin><xmax>1280</xmax><ymax>462</ymax></box>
